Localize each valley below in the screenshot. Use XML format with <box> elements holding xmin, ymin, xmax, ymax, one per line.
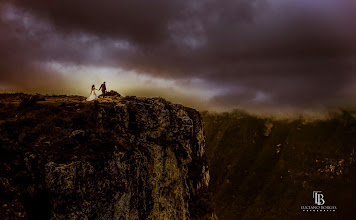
<box><xmin>202</xmin><ymin>110</ymin><xmax>355</xmax><ymax>219</ymax></box>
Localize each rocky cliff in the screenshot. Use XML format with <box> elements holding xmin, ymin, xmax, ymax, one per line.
<box><xmin>0</xmin><ymin>94</ymin><xmax>216</xmax><ymax>220</ymax></box>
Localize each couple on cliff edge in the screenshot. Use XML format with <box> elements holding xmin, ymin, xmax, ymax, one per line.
<box><xmin>86</xmin><ymin>82</ymin><xmax>106</xmax><ymax>101</ymax></box>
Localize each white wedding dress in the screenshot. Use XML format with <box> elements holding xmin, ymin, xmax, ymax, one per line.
<box><xmin>86</xmin><ymin>89</ymin><xmax>98</xmax><ymax>101</ymax></box>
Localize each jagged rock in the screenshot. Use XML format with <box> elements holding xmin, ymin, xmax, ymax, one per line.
<box><xmin>0</xmin><ymin>95</ymin><xmax>216</xmax><ymax>220</ymax></box>
<box><xmin>70</xmin><ymin>130</ymin><xmax>85</xmax><ymax>138</ymax></box>
<box><xmin>101</xmin><ymin>90</ymin><xmax>121</xmax><ymax>97</ymax></box>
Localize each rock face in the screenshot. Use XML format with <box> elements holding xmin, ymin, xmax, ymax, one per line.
<box><xmin>0</xmin><ymin>95</ymin><xmax>215</xmax><ymax>219</ymax></box>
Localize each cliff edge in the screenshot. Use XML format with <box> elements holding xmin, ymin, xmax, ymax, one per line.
<box><xmin>0</xmin><ymin>94</ymin><xmax>216</xmax><ymax>220</ymax></box>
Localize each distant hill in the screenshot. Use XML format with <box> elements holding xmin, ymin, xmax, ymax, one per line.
<box><xmin>202</xmin><ymin>110</ymin><xmax>356</xmax><ymax>220</ymax></box>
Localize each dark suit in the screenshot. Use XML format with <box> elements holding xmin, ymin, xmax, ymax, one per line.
<box><xmin>99</xmin><ymin>83</ymin><xmax>106</xmax><ymax>97</ymax></box>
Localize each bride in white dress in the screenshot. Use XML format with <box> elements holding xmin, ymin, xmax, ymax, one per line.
<box><xmin>86</xmin><ymin>85</ymin><xmax>99</xmax><ymax>101</ymax></box>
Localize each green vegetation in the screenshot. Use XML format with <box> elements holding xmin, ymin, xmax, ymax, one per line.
<box><xmin>202</xmin><ymin>110</ymin><xmax>356</xmax><ymax>220</ymax></box>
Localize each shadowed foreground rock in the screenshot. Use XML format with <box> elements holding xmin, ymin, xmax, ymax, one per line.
<box><xmin>0</xmin><ymin>94</ymin><xmax>216</xmax><ymax>219</ymax></box>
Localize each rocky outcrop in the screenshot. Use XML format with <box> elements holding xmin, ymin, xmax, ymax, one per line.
<box><xmin>0</xmin><ymin>95</ymin><xmax>216</xmax><ymax>219</ymax></box>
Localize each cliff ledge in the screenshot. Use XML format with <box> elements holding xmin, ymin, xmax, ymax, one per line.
<box><xmin>0</xmin><ymin>94</ymin><xmax>216</xmax><ymax>220</ymax></box>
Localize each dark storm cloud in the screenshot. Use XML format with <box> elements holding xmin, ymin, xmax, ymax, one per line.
<box><xmin>2</xmin><ymin>0</ymin><xmax>356</xmax><ymax>108</ymax></box>
<box><xmin>0</xmin><ymin>5</ymin><xmax>63</xmax><ymax>89</ymax></box>
<box><xmin>11</xmin><ymin>0</ymin><xmax>183</xmax><ymax>44</ymax></box>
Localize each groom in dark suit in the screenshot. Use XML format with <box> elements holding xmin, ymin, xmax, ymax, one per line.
<box><xmin>99</xmin><ymin>82</ymin><xmax>106</xmax><ymax>97</ymax></box>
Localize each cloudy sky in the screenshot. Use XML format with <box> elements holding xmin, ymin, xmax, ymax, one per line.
<box><xmin>1</xmin><ymin>0</ymin><xmax>356</xmax><ymax>111</ymax></box>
